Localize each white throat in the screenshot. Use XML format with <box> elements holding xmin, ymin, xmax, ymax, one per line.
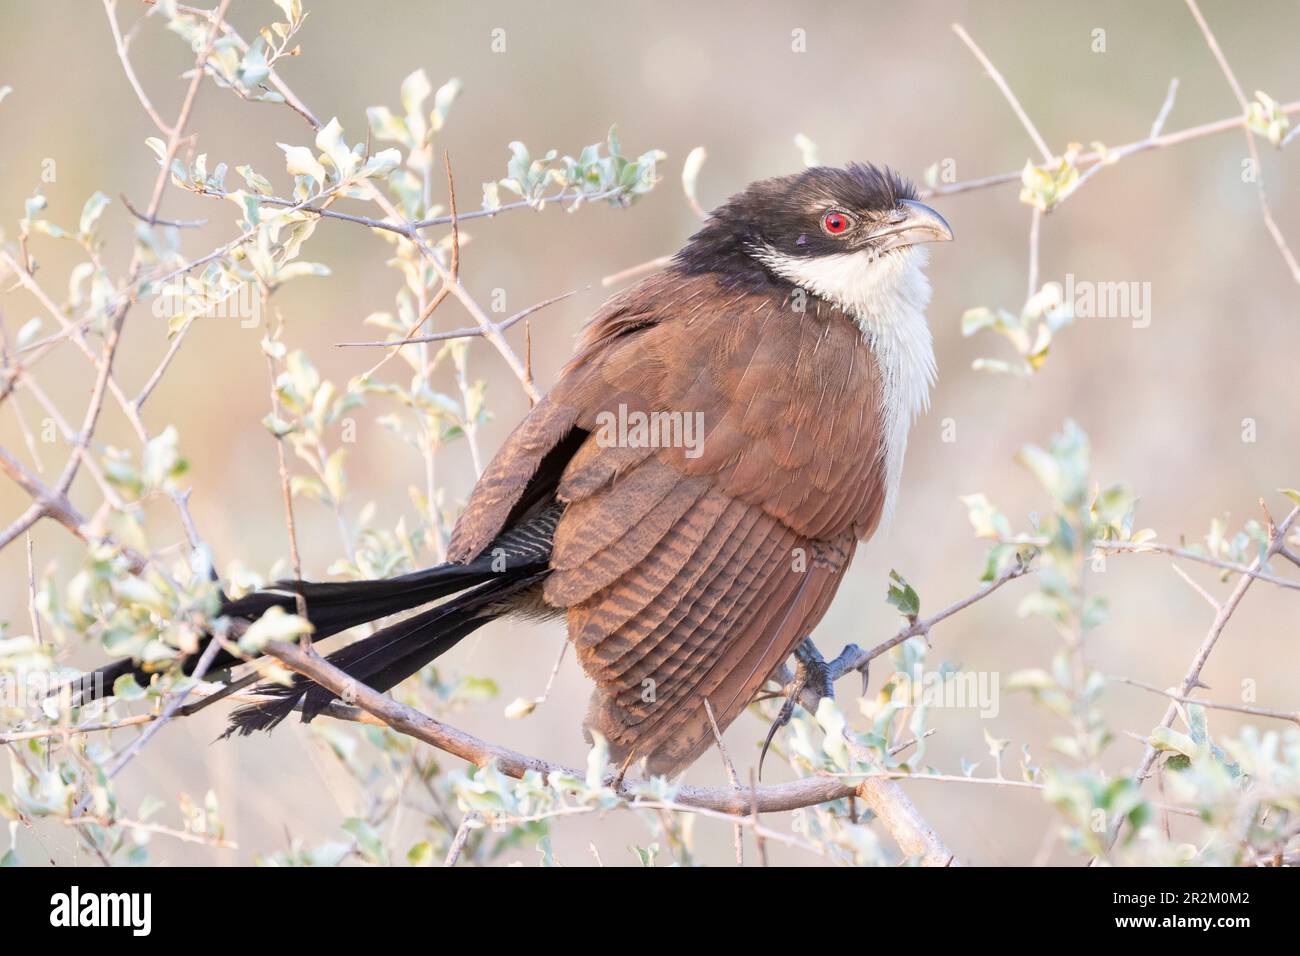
<box><xmin>755</xmin><ymin>245</ymin><xmax>936</xmax><ymax>524</ymax></box>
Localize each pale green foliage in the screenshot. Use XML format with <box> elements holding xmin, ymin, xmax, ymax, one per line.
<box><xmin>1019</xmin><ymin>149</ymin><xmax>1080</xmax><ymax>212</ymax></box>
<box><xmin>0</xmin><ymin>0</ymin><xmax>667</xmax><ymax>867</ymax></box>
<box><xmin>1247</xmin><ymin>90</ymin><xmax>1292</xmax><ymax>147</ymax></box>
<box><xmin>481</xmin><ymin>127</ymin><xmax>666</xmax><ymax>212</ymax></box>
<box><xmin>963</xmin><ymin>283</ymin><xmax>1074</xmax><ymax>376</ymax></box>
<box><xmin>960</xmin><ymin>421</ymin><xmax>1300</xmax><ymax>863</ymax></box>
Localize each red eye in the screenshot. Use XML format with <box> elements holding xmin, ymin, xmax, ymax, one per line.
<box><xmin>821</xmin><ymin>210</ymin><xmax>852</xmax><ymax>235</ymax></box>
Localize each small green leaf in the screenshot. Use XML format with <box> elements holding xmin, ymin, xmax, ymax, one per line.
<box><xmin>78</xmin><ymin>191</ymin><xmax>111</xmax><ymax>237</ymax></box>
<box><xmin>885</xmin><ymin>569</ymin><xmax>920</xmax><ymax>619</ymax></box>
<box><xmin>238</xmin><ymin>606</ymin><xmax>313</xmax><ymax>654</ymax></box>
<box><xmin>113</xmin><ymin>673</ymin><xmax>147</xmax><ymax>701</ymax></box>
<box><xmin>277</xmin><ymin>142</ymin><xmax>326</xmax><ymax>188</ymax></box>
<box><xmin>407</xmin><ymin>841</ymin><xmax>434</xmax><ymax>866</ymax></box>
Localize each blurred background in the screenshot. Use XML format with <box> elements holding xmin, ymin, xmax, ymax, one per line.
<box><xmin>0</xmin><ymin>0</ymin><xmax>1297</xmax><ymax>865</ymax></box>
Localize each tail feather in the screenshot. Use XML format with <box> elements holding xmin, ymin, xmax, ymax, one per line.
<box><xmin>224</xmin><ymin>570</ymin><xmax>549</xmax><ymax>735</ymax></box>
<box><xmin>71</xmin><ymin>502</ymin><xmax>563</xmax><ymax>707</ymax></box>
<box><xmin>219</xmin><ymin>554</ymin><xmax>510</xmax><ymax>640</ymax></box>
<box><xmin>67</xmin><ymin>560</ymin><xmax>497</xmax><ymax>705</ymax></box>
<box><xmin>63</xmin><ymin>501</ymin><xmax>560</xmax><ymax>742</ymax></box>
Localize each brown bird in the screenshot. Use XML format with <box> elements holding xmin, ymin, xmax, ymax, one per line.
<box><xmin>81</xmin><ymin>163</ymin><xmax>952</xmax><ymax>777</ymax></box>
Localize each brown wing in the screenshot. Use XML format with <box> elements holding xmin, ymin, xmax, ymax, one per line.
<box><xmin>448</xmin><ymin>271</ymin><xmax>886</xmax><ymax>775</ymax></box>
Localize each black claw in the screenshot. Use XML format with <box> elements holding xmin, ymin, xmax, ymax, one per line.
<box><xmin>758</xmin><ymin>693</ymin><xmax>798</xmax><ymax>779</ymax></box>
<box><xmin>758</xmin><ymin>640</ymin><xmax>837</xmax><ymax>779</ymax></box>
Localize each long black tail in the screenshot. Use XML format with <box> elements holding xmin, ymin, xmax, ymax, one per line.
<box><xmin>73</xmin><ymin>503</ymin><xmax>561</xmax><ymax>726</ymax></box>
<box><xmin>224</xmin><ymin>568</ymin><xmax>549</xmax><ymax>735</ymax></box>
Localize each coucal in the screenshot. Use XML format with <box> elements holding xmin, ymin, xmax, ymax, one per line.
<box><xmin>82</xmin><ymin>163</ymin><xmax>952</xmax><ymax>777</ymax></box>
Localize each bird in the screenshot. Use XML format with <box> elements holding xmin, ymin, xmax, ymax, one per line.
<box><xmin>78</xmin><ymin>162</ymin><xmax>952</xmax><ymax>778</ymax></box>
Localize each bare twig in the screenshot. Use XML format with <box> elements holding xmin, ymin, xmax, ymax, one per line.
<box><xmin>1184</xmin><ymin>0</ymin><xmax>1300</xmax><ymax>285</ymax></box>
<box><xmin>952</xmin><ymin>23</ymin><xmax>1054</xmax><ymax>163</ymax></box>
<box><xmin>335</xmin><ymin>287</ymin><xmax>587</xmax><ymax>349</ymax></box>
<box><xmin>71</xmin><ymin>621</ymin><xmax>230</xmax><ymax>818</ymax></box>
<box><xmin>104</xmin><ymin>0</ymin><xmax>169</xmax><ymax>133</ymax></box>
<box><xmin>259</xmin><ymin>287</ymin><xmax>309</xmax><ymax>624</ymax></box>
<box><xmin>921</xmin><ymin>100</ymin><xmax>1300</xmax><ymax>200</ymax></box>
<box><xmin>1106</xmin><ymin>673</ymin><xmax>1300</xmax><ymax>727</ymax></box>
<box><xmin>1150</xmin><ymin>77</ymin><xmax>1181</xmax><ymax>138</ymax></box>
<box><xmin>784</xmin><ymin>558</ymin><xmax>1035</xmax><ymax>686</ymax></box>
<box><xmin>704</xmin><ymin>698</ymin><xmax>743</xmax><ymax>865</ymax></box>
<box><xmin>1095</xmin><ymin>538</ymin><xmax>1300</xmax><ymax>592</ymax></box>
<box><xmin>192</xmin><ymin>183</ymin><xmax>628</xmax><ymax>237</ymax></box>
<box><xmin>119</xmin><ymin>192</ymin><xmax>207</xmax><ymax>228</ymax></box>
<box><xmin>65</xmin><ymin>814</ymin><xmax>237</xmax><ymax>850</ymax></box>
<box><xmin>26</xmin><ymin>532</ymin><xmax>43</xmax><ymax>645</ymax></box>
<box><xmin>443</xmin><ymin>811</ymin><xmax>479</xmax><ymax>867</ymax></box>
<box><xmin>1170</xmin><ymin>561</ymin><xmax>1221</xmax><ymax>611</ymax></box>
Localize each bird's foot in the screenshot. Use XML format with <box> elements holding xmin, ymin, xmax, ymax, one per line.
<box><xmin>758</xmin><ymin>639</ymin><xmax>876</xmax><ymax>777</ymax></box>
<box><xmin>825</xmin><ymin>643</ymin><xmax>870</xmax><ymax>697</ymax></box>
<box><xmin>758</xmin><ymin>639</ymin><xmax>835</xmax><ymax>777</ymax></box>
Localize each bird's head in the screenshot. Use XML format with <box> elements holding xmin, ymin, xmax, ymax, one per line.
<box><xmin>675</xmin><ymin>163</ymin><xmax>952</xmax><ymax>315</ymax></box>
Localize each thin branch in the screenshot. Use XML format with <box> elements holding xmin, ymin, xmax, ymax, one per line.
<box><xmin>104</xmin><ymin>0</ymin><xmax>169</xmax><ymax>133</ymax></box>
<box><xmin>70</xmin><ymin>621</ymin><xmax>229</xmax><ymax>818</ymax></box>
<box><xmin>1095</xmin><ymin>538</ymin><xmax>1300</xmax><ymax>591</ymax></box>
<box><xmin>951</xmin><ymin>23</ymin><xmax>1054</xmax><ymax>163</ymax></box>
<box><xmin>704</xmin><ymin>697</ymin><xmax>744</xmax><ymax>866</ymax></box>
<box><xmin>921</xmin><ymin>100</ymin><xmax>1300</xmax><ymax>200</ymax></box>
<box><xmin>1183</xmin><ymin>0</ymin><xmax>1300</xmax><ymax>285</ymax></box>
<box><xmin>1150</xmin><ymin>77</ymin><xmax>1181</xmax><ymax>138</ymax></box>
<box><xmin>1106</xmin><ymin>674</ymin><xmax>1300</xmax><ymax>727</ymax></box>
<box><xmin>0</xmin><ymin>684</ymin><xmax>380</xmax><ymax>746</ymax></box>
<box><xmin>1170</xmin><ymin>561</ymin><xmax>1221</xmax><ymax>611</ymax></box>
<box><xmin>443</xmin><ymin>811</ymin><xmax>479</xmax><ymax>867</ymax></box>
<box><xmin>119</xmin><ymin>192</ymin><xmax>207</xmax><ymax>228</ymax></box>
<box><xmin>259</xmin><ymin>287</ymin><xmax>309</xmax><ymax>623</ymax></box>
<box><xmin>335</xmin><ymin>286</ymin><xmax>586</xmax><ymax>349</ymax></box>
<box><xmin>264</xmin><ymin>638</ymin><xmax>863</xmax><ymax>816</ymax></box>
<box><xmin>0</xmin><ymin>503</ymin><xmax>45</xmax><ymax>553</ymax></box>
<box><xmin>362</xmin><ymin>185</ymin><xmax>540</xmax><ymax>400</ymax></box>
<box><xmin>192</xmin><ymin>184</ymin><xmax>628</xmax><ymax>238</ymax></box>
<box><xmin>788</xmin><ymin>558</ymin><xmax>1035</xmax><ymax>687</ymax></box>
<box><xmin>26</xmin><ymin>533</ymin><xmax>43</xmax><ymax>645</ymax></box>
<box><xmin>479</xmin><ymin>798</ymin><xmax>828</xmax><ymax>860</ymax></box>
<box><xmin>64</xmin><ymin>814</ymin><xmax>238</xmax><ymax>850</ymax></box>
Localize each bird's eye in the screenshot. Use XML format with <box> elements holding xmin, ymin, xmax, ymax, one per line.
<box><xmin>821</xmin><ymin>210</ymin><xmax>854</xmax><ymax>236</ymax></box>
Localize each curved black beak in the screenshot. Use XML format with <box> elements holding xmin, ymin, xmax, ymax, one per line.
<box><xmin>865</xmin><ymin>199</ymin><xmax>954</xmax><ymax>251</ymax></box>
